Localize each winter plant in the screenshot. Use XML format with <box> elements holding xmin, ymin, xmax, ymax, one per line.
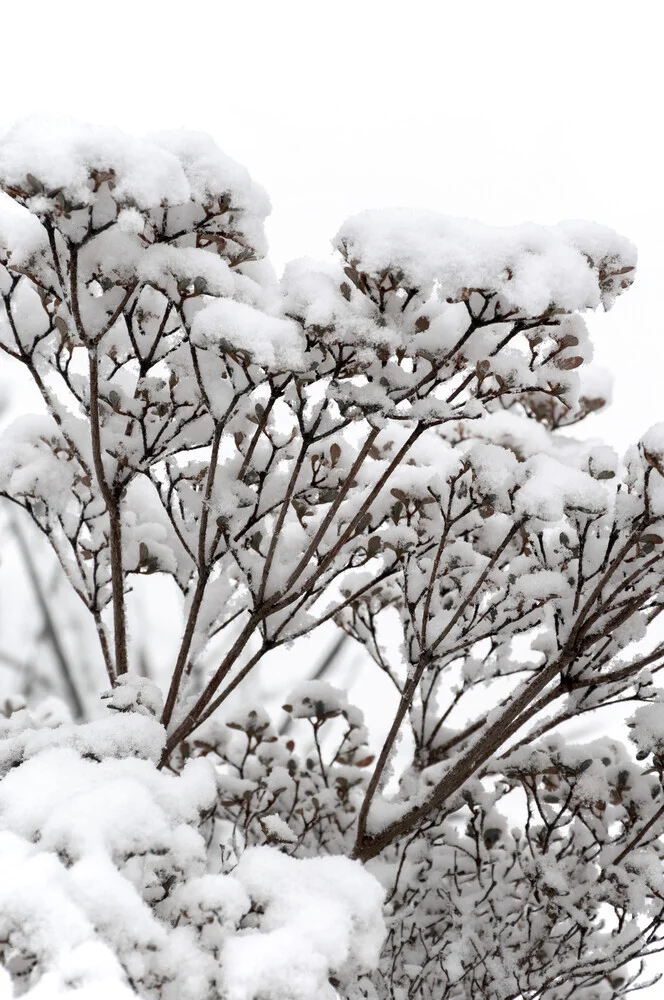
<box><xmin>0</xmin><ymin>117</ymin><xmax>663</xmax><ymax>1000</ymax></box>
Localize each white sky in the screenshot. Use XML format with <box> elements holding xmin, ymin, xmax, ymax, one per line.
<box><xmin>3</xmin><ymin>0</ymin><xmax>662</xmax><ymax>446</ymax></box>
<box><xmin>2</xmin><ymin>0</ymin><xmax>664</xmax><ymax>990</ymax></box>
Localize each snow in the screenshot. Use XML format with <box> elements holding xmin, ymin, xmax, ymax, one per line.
<box><xmin>0</xmin><ymin>192</ymin><xmax>47</xmax><ymax>269</ymax></box>
<box><xmin>259</xmin><ymin>815</ymin><xmax>298</xmax><ymax>844</ymax></box>
<box><xmin>101</xmin><ymin>676</ymin><xmax>164</xmax><ymax>719</ymax></box>
<box><xmin>0</xmin><ymin>713</ymin><xmax>167</xmax><ymax>772</ymax></box>
<box><xmin>514</xmin><ymin>453</ymin><xmax>610</xmax><ymax>521</ymax></box>
<box><xmin>1</xmin><ymin>113</ymin><xmax>657</xmax><ymax>1000</ymax></box>
<box><xmin>628</xmin><ymin>702</ymin><xmax>664</xmax><ymax>757</ymax></box>
<box><xmin>221</xmin><ymin>848</ymin><xmax>385</xmax><ymax>1000</ymax></box>
<box><xmin>149</xmin><ymin>129</ymin><xmax>270</xmax><ymax>252</ymax></box>
<box><xmin>137</xmin><ymin>245</ymin><xmax>235</xmax><ymax>299</ymax></box>
<box><xmin>641</xmin><ymin>423</ymin><xmax>664</xmax><ymax>467</ymax></box>
<box><xmin>192</xmin><ymin>297</ymin><xmax>306</xmax><ymax>371</ymax></box>
<box><xmin>283</xmin><ymin>680</ymin><xmax>347</xmax><ymax>719</ymax></box>
<box><xmin>0</xmin><ymin>119</ymin><xmax>269</xmax><ymax>237</ymax></box>
<box><xmin>512</xmin><ymin>570</ymin><xmax>568</xmax><ymax>601</ymax></box>
<box><xmin>0</xmin><ymin>708</ymin><xmax>385</xmax><ymax>999</ymax></box>
<box><xmin>578</xmin><ymin>363</ymin><xmax>613</xmax><ymax>409</ymax></box>
<box><xmin>0</xmin><ymin>117</ymin><xmax>189</xmax><ymax>209</ymax></box>
<box><xmin>335</xmin><ymin>208</ymin><xmax>636</xmax><ymax>313</ymax></box>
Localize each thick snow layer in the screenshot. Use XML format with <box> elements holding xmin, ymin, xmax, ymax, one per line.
<box><xmin>192</xmin><ymin>298</ymin><xmax>306</xmax><ymax>371</ymax></box>
<box><xmin>628</xmin><ymin>702</ymin><xmax>664</xmax><ymax>755</ymax></box>
<box><xmin>284</xmin><ymin>680</ymin><xmax>348</xmax><ymax>719</ymax></box>
<box><xmin>149</xmin><ymin>129</ymin><xmax>270</xmax><ymax>220</ymax></box>
<box><xmin>0</xmin><ymin>192</ymin><xmax>47</xmax><ymax>265</ymax></box>
<box><xmin>0</xmin><ymin>710</ymin><xmax>384</xmax><ymax>999</ymax></box>
<box><xmin>221</xmin><ymin>848</ymin><xmax>385</xmax><ymax>1000</ymax></box>
<box><xmin>0</xmin><ymin>118</ymin><xmax>269</xmax><ymax>245</ymax></box>
<box><xmin>514</xmin><ymin>453</ymin><xmax>610</xmax><ymax>522</ymax></box>
<box><xmin>0</xmin><ymin>713</ymin><xmax>167</xmax><ymax>773</ymax></box>
<box><xmin>138</xmin><ymin>245</ymin><xmax>235</xmax><ymax>298</ymax></box>
<box><xmin>335</xmin><ymin>208</ymin><xmax>636</xmax><ymax>313</ymax></box>
<box><xmin>641</xmin><ymin>423</ymin><xmax>664</xmax><ymax>464</ymax></box>
<box><xmin>0</xmin><ymin>118</ymin><xmax>190</xmax><ymax>208</ymax></box>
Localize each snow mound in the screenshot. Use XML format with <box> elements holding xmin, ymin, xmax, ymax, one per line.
<box><xmin>0</xmin><ymin>709</ymin><xmax>384</xmax><ymax>999</ymax></box>
<box><xmin>335</xmin><ymin>208</ymin><xmax>636</xmax><ymax>313</ymax></box>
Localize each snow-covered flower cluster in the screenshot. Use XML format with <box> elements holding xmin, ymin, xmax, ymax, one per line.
<box><xmin>2</xmin><ymin>117</ymin><xmax>664</xmax><ymax>1000</ymax></box>
<box><xmin>0</xmin><ymin>695</ymin><xmax>383</xmax><ymax>1000</ymax></box>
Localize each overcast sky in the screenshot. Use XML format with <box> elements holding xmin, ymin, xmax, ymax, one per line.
<box><xmin>2</xmin><ymin>0</ymin><xmax>661</xmax><ymax>449</ymax></box>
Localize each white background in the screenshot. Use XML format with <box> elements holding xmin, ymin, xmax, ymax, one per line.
<box><xmin>2</xmin><ymin>0</ymin><xmax>661</xmax><ymax>449</ymax></box>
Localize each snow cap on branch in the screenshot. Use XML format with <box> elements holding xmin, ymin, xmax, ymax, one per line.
<box><xmin>0</xmin><ymin>116</ymin><xmax>270</xmax><ymax>256</ymax></box>
<box><xmin>335</xmin><ymin>208</ymin><xmax>636</xmax><ymax>312</ymax></box>
<box><xmin>191</xmin><ymin>298</ymin><xmax>306</xmax><ymax>371</ymax></box>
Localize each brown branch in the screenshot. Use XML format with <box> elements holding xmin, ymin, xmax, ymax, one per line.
<box><xmin>611</xmin><ymin>801</ymin><xmax>664</xmax><ymax>869</ymax></box>
<box><xmin>159</xmin><ymin>611</ymin><xmax>264</xmax><ymax>765</ymax></box>
<box><xmin>11</xmin><ymin>516</ymin><xmax>86</xmax><ymax>718</ymax></box>
<box><xmin>354</xmin><ymin>519</ymin><xmax>524</xmax><ymax>857</ymax></box>
<box><xmin>188</xmin><ymin>645</ymin><xmax>269</xmax><ymax>732</ymax></box>
<box><xmin>276</xmin><ymin>425</ymin><xmax>423</xmax><ymax>613</ymax></box>
<box><xmin>87</xmin><ymin>346</ymin><xmax>128</xmax><ymax>676</ymax></box>
<box><xmin>276</xmin><ymin>426</ymin><xmax>381</xmax><ymax>598</ymax></box>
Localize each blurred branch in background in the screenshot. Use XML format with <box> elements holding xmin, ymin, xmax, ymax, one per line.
<box><xmin>5</xmin><ymin>511</ymin><xmax>85</xmax><ymax>719</ymax></box>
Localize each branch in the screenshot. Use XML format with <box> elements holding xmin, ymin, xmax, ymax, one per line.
<box><xmin>10</xmin><ymin>516</ymin><xmax>86</xmax><ymax>717</ymax></box>
<box><xmin>354</xmin><ymin>519</ymin><xmax>524</xmax><ymax>857</ymax></box>
<box><xmin>87</xmin><ymin>346</ymin><xmax>127</xmax><ymax>677</ymax></box>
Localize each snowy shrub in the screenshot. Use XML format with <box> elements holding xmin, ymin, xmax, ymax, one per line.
<box><xmin>1</xmin><ymin>116</ymin><xmax>664</xmax><ymax>999</ymax></box>
<box><xmin>0</xmin><ymin>693</ymin><xmax>384</xmax><ymax>1000</ymax></box>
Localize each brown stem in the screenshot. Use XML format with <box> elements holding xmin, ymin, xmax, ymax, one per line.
<box><xmin>275</xmin><ymin>426</ymin><xmax>423</xmax><ymax>614</ymax></box>
<box><xmin>279</xmin><ymin>427</ymin><xmax>381</xmax><ymax>595</ymax></box>
<box><xmin>189</xmin><ymin>645</ymin><xmax>269</xmax><ymax>732</ymax></box>
<box><xmin>161</xmin><ymin>420</ymin><xmax>225</xmax><ymax>727</ymax></box>
<box><xmin>354</xmin><ymin>519</ymin><xmax>524</xmax><ymax>857</ymax></box>
<box><xmin>88</xmin><ymin>347</ymin><xmax>128</xmax><ymax>676</ymax></box>
<box><xmin>420</xmin><ymin>531</ymin><xmax>449</xmax><ymax>650</ymax></box>
<box><xmin>611</xmin><ymin>802</ymin><xmax>664</xmax><ymax>869</ymax></box>
<box><xmin>354</xmin><ymin>649</ymin><xmax>568</xmax><ymax>861</ymax></box>
<box><xmin>11</xmin><ymin>517</ymin><xmax>86</xmax><ymax>718</ymax></box>
<box><xmin>257</xmin><ymin>436</ymin><xmax>313</xmax><ymax>604</ymax></box>
<box><xmin>92</xmin><ymin>607</ymin><xmax>115</xmax><ymax>683</ymax></box>
<box><xmin>161</xmin><ymin>575</ymin><xmax>209</xmax><ymax>729</ymax></box>
<box><xmin>568</xmin><ymin>520</ymin><xmax>653</xmax><ymax>648</ymax></box>
<box><xmin>238</xmin><ymin>391</ymin><xmax>279</xmax><ymax>483</ymax></box>
<box><xmin>159</xmin><ymin>611</ymin><xmax>263</xmax><ymax>765</ymax></box>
